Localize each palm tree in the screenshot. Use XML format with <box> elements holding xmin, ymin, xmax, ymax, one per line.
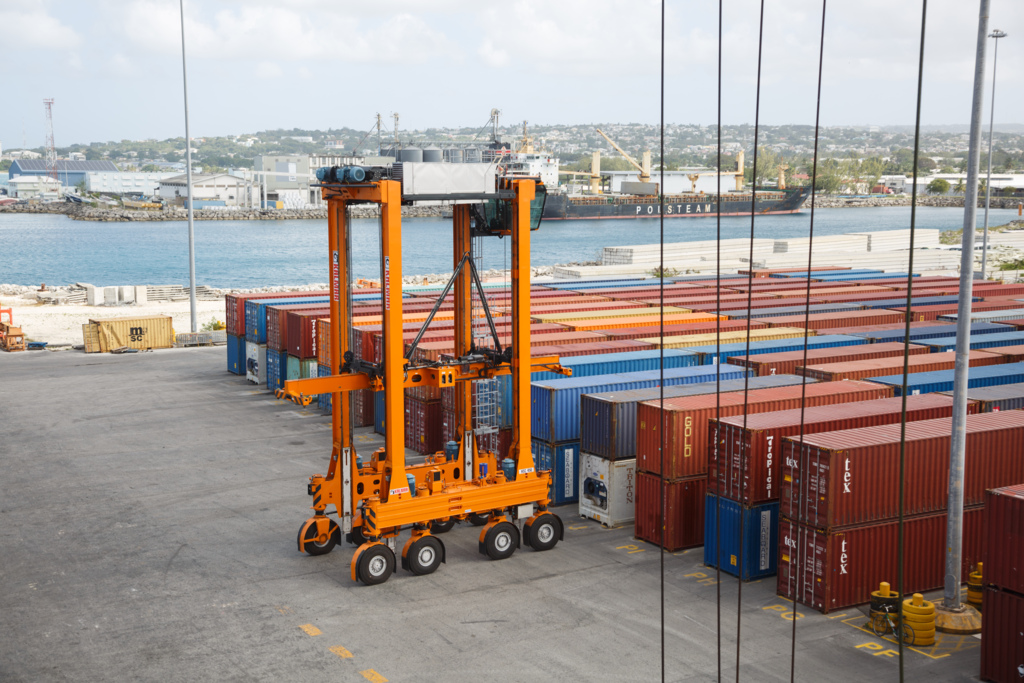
<box><xmin>953</xmin><ymin>178</ymin><xmax>966</xmax><ymax>195</ymax></box>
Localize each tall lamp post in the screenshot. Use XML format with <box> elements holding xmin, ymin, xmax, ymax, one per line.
<box><xmin>179</xmin><ymin>0</ymin><xmax>198</xmax><ymax>333</ymax></box>
<box><xmin>980</xmin><ymin>28</ymin><xmax>1007</xmax><ymax>281</ymax></box>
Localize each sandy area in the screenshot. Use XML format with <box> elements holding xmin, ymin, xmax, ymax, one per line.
<box><xmin>0</xmin><ymin>295</ymin><xmax>227</xmax><ymax>346</ymax></box>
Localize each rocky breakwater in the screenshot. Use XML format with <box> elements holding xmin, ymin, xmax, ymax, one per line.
<box><xmin>0</xmin><ymin>202</ymin><xmax>449</xmax><ymax>222</ymax></box>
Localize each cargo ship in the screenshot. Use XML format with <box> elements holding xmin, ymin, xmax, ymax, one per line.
<box><xmin>542</xmin><ymin>186</ymin><xmax>811</xmax><ymax>221</ymax></box>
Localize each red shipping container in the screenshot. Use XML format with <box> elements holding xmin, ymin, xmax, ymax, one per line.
<box><xmin>729</xmin><ymin>341</ymin><xmax>930</xmax><ymax>377</ymax></box>
<box><xmin>891</xmin><ymin>301</ymin><xmax>1024</xmax><ymax>322</ymax></box>
<box><xmin>807</xmin><ymin>289</ymin><xmax>955</xmax><ymax>304</ymax></box>
<box><xmin>636</xmin><ymin>293</ymin><xmax>779</xmax><ymax>307</ymax></box>
<box><xmin>994</xmin><ymin>318</ymin><xmax>1024</xmax><ymax>331</ymax></box>
<box><xmin>267</xmin><ymin>303</ymin><xmax>329</xmax><ymax>352</ymax></box>
<box><xmin>980</xmin><ymin>587</ymin><xmax>1024</xmax><ymax>683</ymax></box>
<box><xmin>708</xmin><ymin>394</ymin><xmax>970</xmax><ymax>506</ymax></box>
<box><xmin>405</xmin><ymin>397</ymin><xmax>442</xmax><ymax>455</ymax></box>
<box><xmin>634</xmin><ymin>472</ymin><xmax>707</xmax><ymax>551</ymax></box>
<box><xmin>759</xmin><ymin>310</ymin><xmax>907</xmax><ymax>331</ymax></box>
<box><xmin>688</xmin><ymin>298</ymin><xmax>826</xmax><ymax>313</ymax></box>
<box><xmin>598</xmin><ymin>319</ymin><xmax>767</xmax><ymax>341</ymax></box>
<box><xmin>973</xmin><ymin>283</ymin><xmax>1024</xmax><ymax>297</ymax></box>
<box><xmin>286</xmin><ymin>309</ymin><xmax>331</xmax><ymax>360</ymax></box>
<box><xmin>763</xmin><ymin>285</ymin><xmax>892</xmax><ymax>298</ymax></box>
<box><xmin>777</xmin><ymin>507</ymin><xmax>985</xmax><ymax>613</ymax></box>
<box><xmin>984</xmin><ymin>484</ymin><xmax>1024</xmax><ymax>595</ymax></box>
<box><xmin>441</xmin><ymin>408</ymin><xmax>457</xmax><ymax>444</ymax></box>
<box><xmin>532</xmin><ymin>341</ymin><xmax>652</xmax><ymax>358</ymax></box>
<box><xmin>225</xmin><ymin>291</ymin><xmax>328</xmax><ymax>337</ymax></box>
<box><xmin>352</xmin><ymin>388</ymin><xmax>374</xmax><ymax>427</ymax></box>
<box><xmin>317</xmin><ymin>318</ymin><xmax>331</xmax><ymax>366</ymax></box>
<box><xmin>826</xmin><ymin>320</ymin><xmax>952</xmax><ymax>336</ymax></box>
<box><xmin>800</xmin><ymin>349</ymin><xmax>1003</xmax><ymax>381</ymax></box>
<box><xmin>479</xmin><ymin>428</ymin><xmax>514</xmax><ymax>460</ymax></box>
<box><xmin>515</xmin><ymin>301</ymin><xmax>650</xmax><ymax>315</ymax></box>
<box><xmin>636</xmin><ymin>380</ymin><xmax>894</xmax><ymax>480</ymax></box>
<box><xmin>982</xmin><ymin>345</ymin><xmax>1024</xmax><ymax>363</ymax></box>
<box><xmin>781</xmin><ymin>411</ymin><xmax>1024</xmax><ymax>529</ymax></box>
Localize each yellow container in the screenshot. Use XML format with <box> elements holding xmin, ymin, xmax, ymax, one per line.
<box><xmin>639</xmin><ymin>326</ymin><xmax>814</xmax><ymax>349</ymax></box>
<box><xmin>532</xmin><ymin>306</ymin><xmax>689</xmax><ymax>323</ymax></box>
<box><xmin>86</xmin><ymin>315</ymin><xmax>175</xmax><ymax>352</ymax></box>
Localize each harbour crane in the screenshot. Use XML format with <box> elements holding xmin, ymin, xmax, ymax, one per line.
<box><xmin>558</xmin><ymin>150</ymin><xmax>602</xmax><ymax>194</ymax></box>
<box><xmin>595</xmin><ymin>128</ymin><xmax>651</xmax><ymax>184</ymax></box>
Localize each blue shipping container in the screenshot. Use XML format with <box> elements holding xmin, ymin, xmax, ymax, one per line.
<box><xmin>846</xmin><ymin>322</ymin><xmax>1010</xmax><ymax>343</ymax></box>
<box><xmin>374</xmin><ymin>389</ymin><xmax>386</xmax><ymax>435</ymax></box>
<box><xmin>914</xmin><ymin>331</ymin><xmax>1024</xmax><ymax>353</ymax></box>
<box><xmin>870</xmin><ymin>361</ymin><xmax>1024</xmax><ymax>396</ymax></box>
<box><xmin>266</xmin><ymin>349</ymin><xmax>288</xmax><ymax>391</ymax></box>
<box><xmin>854</xmin><ymin>295</ymin><xmax>976</xmax><ymax>310</ymax></box>
<box><xmin>703</xmin><ymin>495</ymin><xmax>780</xmax><ymax>581</ymax></box>
<box><xmin>244</xmin><ymin>296</ymin><xmax>330</xmax><ymax>343</ymax></box>
<box><xmin>769</xmin><ymin>269</ymin><xmax>881</xmax><ymax>279</ymax></box>
<box><xmin>687</xmin><ymin>334</ymin><xmax>867</xmax><ymax>366</ymax></box>
<box><xmin>811</xmin><ymin>272</ymin><xmax>917</xmax><ymax>282</ymax></box>
<box><xmin>531</xmin><ymin>365</ymin><xmax>749</xmax><ymax>443</ymax></box>
<box><xmin>579</xmin><ymin>374</ymin><xmax>816</xmax><ymax>460</ymax></box>
<box><xmin>531</xmin><ymin>439</ymin><xmax>579</xmax><ymax>506</ymax></box>
<box><xmin>722</xmin><ymin>303</ymin><xmax>863</xmax><ymax>319</ymax></box>
<box><xmin>529</xmin><ymin>348</ymin><xmax>698</xmax><ymax>382</ymax></box>
<box><xmin>318</xmin><ymin>364</ymin><xmax>331</xmax><ymax>411</ymax></box>
<box><xmin>227</xmin><ymin>333</ymin><xmax>245</xmax><ymax>375</ymax></box>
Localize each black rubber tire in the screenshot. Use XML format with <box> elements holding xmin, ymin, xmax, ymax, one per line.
<box><xmin>468</xmin><ymin>512</ymin><xmax>490</xmax><ymax>527</ymax></box>
<box><xmin>346</xmin><ymin>526</ymin><xmax>371</xmax><ymax>547</ymax></box>
<box><xmin>430</xmin><ymin>518</ymin><xmax>456</xmax><ymax>534</ymax></box>
<box><xmin>299</xmin><ymin>519</ymin><xmax>339</xmax><ymax>556</ymax></box>
<box><xmin>527</xmin><ymin>514</ymin><xmax>560</xmax><ymax>552</ymax></box>
<box><xmin>406</xmin><ymin>536</ymin><xmax>443</xmax><ymax>576</ymax></box>
<box><xmin>357</xmin><ymin>544</ymin><xmax>395</xmax><ymax>585</ymax></box>
<box><xmin>483</xmin><ymin>522</ymin><xmax>518</xmax><ymax>561</ymax></box>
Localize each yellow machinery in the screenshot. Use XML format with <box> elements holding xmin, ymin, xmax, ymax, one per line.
<box><xmin>277</xmin><ymin>168</ymin><xmax>570</xmax><ymax>585</ymax></box>
<box><xmin>596</xmin><ymin>128</ymin><xmax>651</xmax><ymax>184</ymax></box>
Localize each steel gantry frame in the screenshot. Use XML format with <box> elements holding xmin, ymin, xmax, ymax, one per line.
<box><xmin>277</xmin><ymin>175</ymin><xmax>569</xmax><ymax>585</ymax></box>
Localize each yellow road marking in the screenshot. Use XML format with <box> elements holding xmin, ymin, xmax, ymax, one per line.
<box><xmin>841</xmin><ymin>616</ymin><xmax>950</xmax><ymax>659</ymax></box>
<box><xmin>299</xmin><ymin>623</ymin><xmax>321</xmax><ymax>637</ymax></box>
<box><xmin>276</xmin><ymin>606</ymin><xmax>292</xmax><ymax>614</ymax></box>
<box><xmin>360</xmin><ymin>670</ymin><xmax>388</xmax><ymax>682</ymax></box>
<box><xmin>329</xmin><ymin>645</ymin><xmax>353</xmax><ymax>659</ymax></box>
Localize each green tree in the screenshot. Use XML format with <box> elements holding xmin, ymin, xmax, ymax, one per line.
<box><xmin>927</xmin><ymin>178</ymin><xmax>950</xmax><ymax>195</ymax></box>
<box><xmin>953</xmin><ymin>178</ymin><xmax>966</xmax><ymax>195</ymax></box>
<box><xmin>1005</xmin><ymin>186</ymin><xmax>1018</xmax><ymax>197</ymax></box>
<box><xmin>861</xmin><ymin>156</ymin><xmax>885</xmax><ymax>194</ymax></box>
<box><xmin>814</xmin><ymin>158</ymin><xmax>843</xmax><ymax>194</ymax></box>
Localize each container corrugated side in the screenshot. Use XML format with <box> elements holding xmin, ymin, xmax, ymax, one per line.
<box><xmin>894</xmin><ymin>300</ymin><xmax>1021</xmax><ymax>322</ymax></box>
<box><xmin>532</xmin><ymin>341</ymin><xmax>653</xmax><ymax>358</ymax></box>
<box><xmin>405</xmin><ymin>397</ymin><xmax>442</xmax><ymax>455</ymax></box>
<box><xmin>843</xmin><ymin>321</ymin><xmax>1009</xmax><ymax>343</ymax></box>
<box><xmin>868</xmin><ymin>361</ymin><xmax>1024</xmax><ymax>395</ymax></box>
<box><xmin>777</xmin><ymin>508</ymin><xmax>984</xmax><ymax>614</ymax></box>
<box><xmin>580</xmin><ymin>374</ymin><xmax>813</xmax><ymax>461</ymax></box>
<box><xmin>709</xmin><ymin>393</ymin><xmax>970</xmax><ymax>506</ymax></box>
<box><xmin>597</xmin><ymin>319</ymin><xmax>766</xmax><ymax>341</ymax></box>
<box><xmin>992</xmin><ymin>317</ymin><xmax>1024</xmax><ymax>330</ymax></box>
<box><xmin>634</xmin><ymin>473</ymin><xmax>707</xmax><ymax>551</ymax></box>
<box><xmin>984</xmin><ymin>484</ymin><xmax>1024</xmax><ymax>595</ymax></box>
<box><xmin>718</xmin><ymin>304</ymin><xmax>864</xmax><ymax>320</ymax></box>
<box><xmin>531</xmin><ymin>365</ymin><xmax>749</xmax><ymax>443</ymax></box>
<box><xmin>90</xmin><ymin>315</ymin><xmax>174</xmax><ymax>351</ymax></box>
<box><xmin>288</xmin><ymin>309</ymin><xmax>331</xmax><ymax>360</ymax></box>
<box><xmin>938</xmin><ymin>308</ymin><xmax>1024</xmax><ymax>323</ymax></box>
<box><xmin>759</xmin><ymin>310</ymin><xmax>907</xmax><ymax>331</ymax></box>
<box><xmin>266</xmin><ymin>349</ymin><xmax>288</xmax><ymax>391</ymax></box>
<box><xmin>781</xmin><ymin>411</ymin><xmax>1024</xmax><ymax>529</ymax></box>
<box><xmin>227</xmin><ymin>333</ymin><xmax>245</xmax><ymax>375</ymax></box>
<box><xmin>530</xmin><ymin>440</ymin><xmax>580</xmax><ymax>506</ymax></box>
<box><xmin>980</xmin><ymin>587</ymin><xmax>1024</xmax><ymax>682</ymax></box>
<box><xmin>267</xmin><ymin>303</ymin><xmax>329</xmax><ymax>352</ymax></box>
<box><xmin>529</xmin><ymin>348</ymin><xmax>698</xmax><ymax>383</ymax></box>
<box><xmin>800</xmin><ymin>349</ymin><xmax>1004</xmax><ymax>382</ymax></box>
<box><xmin>244</xmin><ymin>296</ymin><xmax>328</xmax><ymax>343</ymax></box>
<box><xmin>562</xmin><ymin>312</ymin><xmax>722</xmax><ymax>332</ymax></box>
<box><xmin>703</xmin><ymin>496</ymin><xmax>780</xmax><ymax>580</ymax></box>
<box><xmin>728</xmin><ymin>341</ymin><xmax>929</xmax><ymax>377</ymax></box>
<box><xmin>850</xmin><ymin>295</ymin><xmax>971</xmax><ymax>310</ymax></box>
<box><xmin>915</xmin><ymin>330</ymin><xmax>1024</xmax><ymax>351</ymax></box>
<box><xmin>687</xmin><ymin>334</ymin><xmax>867</xmax><ymax>366</ymax></box>
<box><xmin>640</xmin><ymin>326</ymin><xmax>814</xmax><ymax>349</ymax></box>
<box><xmin>636</xmin><ymin>380</ymin><xmax>893</xmax><ymax>480</ymax></box>
<box><xmin>227</xmin><ymin>291</ymin><xmax>326</xmax><ymax>338</ymax></box>
<box><xmin>977</xmin><ymin>344</ymin><xmax>1024</xmax><ymax>363</ymax></box>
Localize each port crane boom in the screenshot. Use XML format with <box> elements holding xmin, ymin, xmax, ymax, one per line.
<box><xmin>595</xmin><ymin>128</ymin><xmax>651</xmax><ymax>184</ymax></box>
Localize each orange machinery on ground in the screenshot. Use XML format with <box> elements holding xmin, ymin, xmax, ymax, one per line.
<box><xmin>276</xmin><ymin>169</ymin><xmax>569</xmax><ymax>585</ymax></box>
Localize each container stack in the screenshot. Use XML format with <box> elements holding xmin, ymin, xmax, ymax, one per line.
<box><xmin>980</xmin><ymin>484</ymin><xmax>1024</xmax><ymax>683</ymax></box>
<box><xmin>778</xmin><ymin>412</ymin><xmax>1024</xmax><ymax>614</ymax></box>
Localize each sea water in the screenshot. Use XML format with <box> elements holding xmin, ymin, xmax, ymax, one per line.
<box><xmin>0</xmin><ymin>206</ymin><xmax>1019</xmax><ymax>288</ymax></box>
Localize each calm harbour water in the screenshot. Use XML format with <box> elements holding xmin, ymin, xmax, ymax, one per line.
<box><xmin>1</xmin><ymin>206</ymin><xmax>1020</xmax><ymax>288</ymax></box>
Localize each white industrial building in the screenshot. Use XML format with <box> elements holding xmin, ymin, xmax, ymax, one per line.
<box><xmin>8</xmin><ymin>175</ymin><xmax>61</xmax><ymax>200</ymax></box>
<box><xmin>85</xmin><ymin>171</ymin><xmax>178</xmax><ymax>196</ymax></box>
<box><xmin>157</xmin><ymin>173</ymin><xmax>250</xmax><ymax>206</ymax></box>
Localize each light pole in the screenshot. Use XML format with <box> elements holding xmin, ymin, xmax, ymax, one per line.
<box><xmin>179</xmin><ymin>0</ymin><xmax>197</xmax><ymax>333</ymax></box>
<box><xmin>980</xmin><ymin>28</ymin><xmax>1006</xmax><ymax>281</ymax></box>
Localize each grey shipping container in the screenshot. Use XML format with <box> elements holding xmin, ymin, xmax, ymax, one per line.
<box><xmin>938</xmin><ymin>381</ymin><xmax>1024</xmax><ymax>412</ymax></box>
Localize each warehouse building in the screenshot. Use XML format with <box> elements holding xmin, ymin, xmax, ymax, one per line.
<box><xmin>8</xmin><ymin>159</ymin><xmax>119</xmax><ymax>186</ymax></box>
<box><xmin>157</xmin><ymin>173</ymin><xmax>250</xmax><ymax>206</ymax></box>
<box><xmin>85</xmin><ymin>171</ymin><xmax>178</xmax><ymax>196</ymax></box>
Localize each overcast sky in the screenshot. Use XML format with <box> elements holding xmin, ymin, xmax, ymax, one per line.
<box><xmin>1</xmin><ymin>0</ymin><xmax>1022</xmax><ymax>148</ymax></box>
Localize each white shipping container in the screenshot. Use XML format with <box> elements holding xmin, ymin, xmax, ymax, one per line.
<box><xmin>246</xmin><ymin>341</ymin><xmax>267</xmax><ymax>386</ymax></box>
<box><xmin>579</xmin><ymin>454</ymin><xmax>637</xmax><ymax>527</ymax></box>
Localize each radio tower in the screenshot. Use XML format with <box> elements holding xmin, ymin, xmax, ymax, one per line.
<box><xmin>43</xmin><ymin>98</ymin><xmax>58</xmax><ymax>185</ymax></box>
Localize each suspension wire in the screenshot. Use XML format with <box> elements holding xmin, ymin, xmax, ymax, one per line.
<box><xmin>714</xmin><ymin>0</ymin><xmax>724</xmax><ymax>680</ymax></box>
<box><xmin>898</xmin><ymin>3</ymin><xmax>928</xmax><ymax>679</ymax></box>
<box><xmin>736</xmin><ymin>2</ymin><xmax>767</xmax><ymax>678</ymax></box>
<box><xmin>658</xmin><ymin>1</ymin><xmax>667</xmax><ymax>681</ymax></box>
<box><xmin>789</xmin><ymin>2</ymin><xmax>828</xmax><ymax>680</ymax></box>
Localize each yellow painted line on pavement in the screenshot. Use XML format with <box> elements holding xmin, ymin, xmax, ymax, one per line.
<box><xmin>360</xmin><ymin>670</ymin><xmax>388</xmax><ymax>682</ymax></box>
<box><xmin>329</xmin><ymin>645</ymin><xmax>353</xmax><ymax>659</ymax></box>
<box><xmin>299</xmin><ymin>623</ymin><xmax>321</xmax><ymax>637</ymax></box>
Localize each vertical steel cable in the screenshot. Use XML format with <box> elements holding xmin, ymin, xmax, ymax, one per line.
<box><xmin>714</xmin><ymin>0</ymin><xmax>724</xmax><ymax>680</ymax></box>
<box><xmin>898</xmin><ymin>3</ymin><xmax>928</xmax><ymax>679</ymax></box>
<box><xmin>736</xmin><ymin>2</ymin><xmax>766</xmax><ymax>677</ymax></box>
<box><xmin>789</xmin><ymin>3</ymin><xmax>828</xmax><ymax>680</ymax></box>
<box><xmin>658</xmin><ymin>1</ymin><xmax>667</xmax><ymax>681</ymax></box>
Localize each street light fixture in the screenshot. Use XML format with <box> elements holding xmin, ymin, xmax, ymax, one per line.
<box><xmin>980</xmin><ymin>28</ymin><xmax>1007</xmax><ymax>280</ymax></box>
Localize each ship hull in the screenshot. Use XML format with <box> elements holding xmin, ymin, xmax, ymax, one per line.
<box><xmin>542</xmin><ymin>187</ymin><xmax>811</xmax><ymax>221</ymax></box>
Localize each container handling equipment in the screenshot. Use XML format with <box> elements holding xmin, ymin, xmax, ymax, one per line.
<box><xmin>276</xmin><ymin>163</ymin><xmax>571</xmax><ymax>585</ymax></box>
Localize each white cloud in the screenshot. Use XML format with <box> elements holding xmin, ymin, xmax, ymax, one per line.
<box><xmin>0</xmin><ymin>1</ymin><xmax>82</xmax><ymax>49</ymax></box>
